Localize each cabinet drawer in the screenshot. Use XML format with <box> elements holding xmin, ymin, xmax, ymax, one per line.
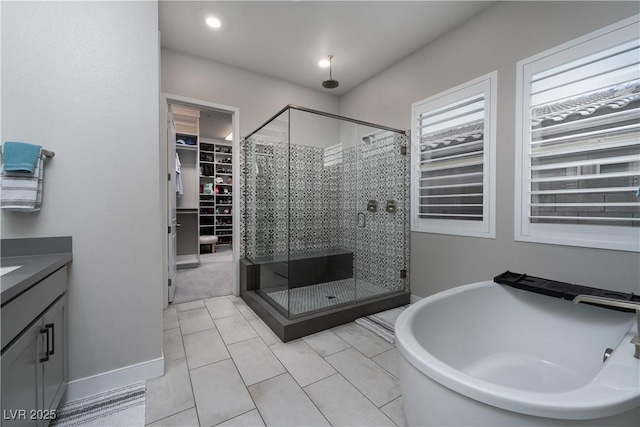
<box><xmin>1</xmin><ymin>267</ymin><xmax>67</xmax><ymax>351</ymax></box>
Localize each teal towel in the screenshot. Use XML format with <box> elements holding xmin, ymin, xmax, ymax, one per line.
<box><xmin>2</xmin><ymin>141</ymin><xmax>42</xmax><ymax>173</ymax></box>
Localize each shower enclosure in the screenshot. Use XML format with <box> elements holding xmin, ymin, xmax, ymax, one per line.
<box><xmin>240</xmin><ymin>105</ymin><xmax>410</xmax><ymax>341</ymax></box>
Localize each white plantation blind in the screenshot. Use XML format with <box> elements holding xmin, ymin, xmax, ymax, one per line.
<box><xmin>411</xmin><ymin>73</ymin><xmax>496</xmax><ymax>238</ymax></box>
<box><xmin>323</xmin><ymin>143</ymin><xmax>342</xmax><ymax>167</ymax></box>
<box><xmin>516</xmin><ymin>16</ymin><xmax>640</xmax><ymax>252</ymax></box>
<box><xmin>418</xmin><ymin>99</ymin><xmax>485</xmax><ymax>220</ymax></box>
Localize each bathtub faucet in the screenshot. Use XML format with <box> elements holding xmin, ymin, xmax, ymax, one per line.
<box><xmin>573</xmin><ymin>295</ymin><xmax>640</xmax><ymax>359</ymax></box>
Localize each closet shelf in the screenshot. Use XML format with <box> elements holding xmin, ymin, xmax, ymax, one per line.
<box><xmin>172</xmin><ymin>103</ymin><xmax>203</xmax><ymax>267</ymax></box>
<box><xmin>176</xmin><ymin>130</ymin><xmax>197</xmax><ymax>137</ymax></box>
<box><xmin>198</xmin><ymin>139</ymin><xmax>234</xmax><ymax>252</ymax></box>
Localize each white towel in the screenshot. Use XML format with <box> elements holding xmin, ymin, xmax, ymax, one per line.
<box><xmin>175</xmin><ymin>152</ymin><xmax>183</xmax><ymax>196</ymax></box>
<box><xmin>1</xmin><ymin>155</ymin><xmax>44</xmax><ymax>211</ymax></box>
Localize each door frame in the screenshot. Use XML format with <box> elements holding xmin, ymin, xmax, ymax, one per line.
<box><xmin>160</xmin><ymin>93</ymin><xmax>240</xmax><ymax>308</ymax></box>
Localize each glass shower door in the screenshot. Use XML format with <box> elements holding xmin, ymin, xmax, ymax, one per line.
<box><xmin>354</xmin><ymin>126</ymin><xmax>409</xmax><ymax>301</ymax></box>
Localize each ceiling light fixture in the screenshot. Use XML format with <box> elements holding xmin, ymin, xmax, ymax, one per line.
<box><xmin>318</xmin><ymin>58</ymin><xmax>330</xmax><ymax>68</ymax></box>
<box><xmin>321</xmin><ymin>55</ymin><xmax>339</xmax><ymax>89</ymax></box>
<box><xmin>206</xmin><ymin>16</ymin><xmax>221</xmax><ymax>29</ymax></box>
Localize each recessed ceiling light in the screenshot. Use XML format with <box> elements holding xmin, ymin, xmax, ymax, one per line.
<box><xmin>318</xmin><ymin>58</ymin><xmax>330</xmax><ymax>68</ymax></box>
<box><xmin>206</xmin><ymin>16</ymin><xmax>221</xmax><ymax>29</ymax></box>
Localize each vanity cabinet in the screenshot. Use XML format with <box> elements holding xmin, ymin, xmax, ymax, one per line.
<box><xmin>2</xmin><ymin>321</ymin><xmax>41</xmax><ymax>426</ymax></box>
<box><xmin>1</xmin><ymin>267</ymin><xmax>68</xmax><ymax>427</ymax></box>
<box><xmin>42</xmin><ymin>296</ymin><xmax>66</xmax><ymax>418</ymax></box>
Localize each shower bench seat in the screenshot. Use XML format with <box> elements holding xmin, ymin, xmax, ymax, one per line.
<box><xmin>245</xmin><ymin>249</ymin><xmax>354</xmax><ymax>290</ymax></box>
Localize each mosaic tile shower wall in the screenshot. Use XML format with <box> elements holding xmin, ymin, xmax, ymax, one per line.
<box><xmin>241</xmin><ymin>138</ymin><xmax>289</xmax><ymax>260</ymax></box>
<box><xmin>242</xmin><ymin>140</ymin><xmax>342</xmax><ymax>259</ymax></box>
<box><xmin>290</xmin><ymin>144</ymin><xmax>342</xmax><ymax>254</ymax></box>
<box><xmin>241</xmin><ymin>133</ymin><xmax>410</xmax><ymax>294</ymax></box>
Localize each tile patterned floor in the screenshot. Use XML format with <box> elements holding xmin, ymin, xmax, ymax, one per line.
<box><xmin>148</xmin><ymin>295</ymin><xmax>407</xmax><ymax>426</ymax></box>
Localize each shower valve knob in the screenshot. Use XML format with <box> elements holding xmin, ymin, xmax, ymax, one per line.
<box><xmin>386</xmin><ymin>200</ymin><xmax>397</xmax><ymax>213</ymax></box>
<box><xmin>367</xmin><ymin>200</ymin><xmax>378</xmax><ymax>212</ymax></box>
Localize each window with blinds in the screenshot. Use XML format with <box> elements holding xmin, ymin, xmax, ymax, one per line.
<box><xmin>516</xmin><ymin>16</ymin><xmax>640</xmax><ymax>252</ymax></box>
<box><xmin>411</xmin><ymin>72</ymin><xmax>496</xmax><ymax>238</ymax></box>
<box><xmin>323</xmin><ymin>143</ymin><xmax>342</xmax><ymax>167</ymax></box>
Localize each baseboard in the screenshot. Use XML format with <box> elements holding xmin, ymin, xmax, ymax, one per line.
<box><xmin>62</xmin><ymin>355</ymin><xmax>164</xmax><ymax>403</ymax></box>
<box><xmin>410</xmin><ymin>294</ymin><xmax>422</xmax><ymax>304</ymax></box>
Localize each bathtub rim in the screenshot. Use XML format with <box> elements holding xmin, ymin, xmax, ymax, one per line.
<box><xmin>396</xmin><ymin>280</ymin><xmax>640</xmax><ymax>420</ymax></box>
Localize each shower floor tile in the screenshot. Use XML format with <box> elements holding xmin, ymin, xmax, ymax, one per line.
<box><xmin>261</xmin><ymin>279</ymin><xmax>390</xmax><ymax>316</ymax></box>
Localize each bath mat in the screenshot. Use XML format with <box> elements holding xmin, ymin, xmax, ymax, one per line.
<box><xmin>355</xmin><ymin>305</ymin><xmax>408</xmax><ymax>344</ymax></box>
<box><xmin>50</xmin><ymin>382</ymin><xmax>145</xmax><ymax>427</ymax></box>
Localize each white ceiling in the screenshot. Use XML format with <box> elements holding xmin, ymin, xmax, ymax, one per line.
<box><xmin>159</xmin><ymin>1</ymin><xmax>495</xmax><ymax>95</ymax></box>
<box><xmin>200</xmin><ymin>109</ymin><xmax>233</xmax><ymax>140</ymax></box>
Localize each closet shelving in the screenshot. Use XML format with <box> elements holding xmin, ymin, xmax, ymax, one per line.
<box><xmin>199</xmin><ymin>139</ymin><xmax>233</xmax><ymax>249</ymax></box>
<box><xmin>172</xmin><ymin>104</ymin><xmax>201</xmax><ymax>269</ymax></box>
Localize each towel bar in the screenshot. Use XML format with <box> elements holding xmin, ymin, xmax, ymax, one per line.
<box><xmin>0</xmin><ymin>144</ymin><xmax>55</xmax><ymax>159</ymax></box>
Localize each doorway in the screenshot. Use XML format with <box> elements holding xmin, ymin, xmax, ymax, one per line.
<box><xmin>161</xmin><ymin>94</ymin><xmax>240</xmax><ymax>308</ymax></box>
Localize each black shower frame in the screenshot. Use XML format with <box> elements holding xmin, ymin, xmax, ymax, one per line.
<box><xmin>244</xmin><ymin>104</ymin><xmax>408</xmax><ymax>140</ymax></box>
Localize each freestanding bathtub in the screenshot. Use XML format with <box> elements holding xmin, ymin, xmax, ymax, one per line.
<box><xmin>396</xmin><ymin>280</ymin><xmax>640</xmax><ymax>426</ymax></box>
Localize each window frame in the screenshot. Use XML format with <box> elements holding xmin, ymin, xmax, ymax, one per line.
<box><xmin>411</xmin><ymin>71</ymin><xmax>497</xmax><ymax>239</ymax></box>
<box><xmin>514</xmin><ymin>15</ymin><xmax>640</xmax><ymax>252</ymax></box>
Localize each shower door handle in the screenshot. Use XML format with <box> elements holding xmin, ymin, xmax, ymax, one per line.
<box><xmin>357</xmin><ymin>212</ymin><xmax>366</xmax><ymax>228</ymax></box>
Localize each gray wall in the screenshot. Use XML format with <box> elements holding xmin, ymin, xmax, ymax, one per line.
<box><xmin>161</xmin><ymin>48</ymin><xmax>340</xmax><ymax>137</ymax></box>
<box><xmin>1</xmin><ymin>1</ymin><xmax>163</xmax><ymax>384</ymax></box>
<box><xmin>339</xmin><ymin>1</ymin><xmax>640</xmax><ymax>297</ymax></box>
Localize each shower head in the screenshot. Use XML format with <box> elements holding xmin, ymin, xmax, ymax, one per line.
<box><xmin>322</xmin><ymin>79</ymin><xmax>339</xmax><ymax>89</ymax></box>
<box><xmin>321</xmin><ymin>55</ymin><xmax>339</xmax><ymax>89</ymax></box>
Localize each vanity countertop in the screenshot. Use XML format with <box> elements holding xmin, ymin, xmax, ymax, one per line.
<box><xmin>1</xmin><ymin>253</ymin><xmax>73</xmax><ymax>305</ymax></box>
<box><xmin>1</xmin><ymin>237</ymin><xmax>73</xmax><ymax>306</ymax></box>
